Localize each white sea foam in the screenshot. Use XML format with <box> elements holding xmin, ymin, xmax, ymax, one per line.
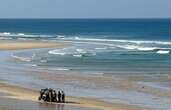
<box><xmin>0</xmin><ymin>37</ymin><xmax>13</xmax><ymax>40</ymax></box>
<box><xmin>74</xmin><ymin>36</ymin><xmax>80</xmax><ymax>40</ymax></box>
<box><xmin>95</xmin><ymin>47</ymin><xmax>107</xmax><ymax>50</ymax></box>
<box><xmin>11</xmin><ymin>54</ymin><xmax>32</xmax><ymax>62</ymax></box>
<box><xmin>0</xmin><ymin>32</ymin><xmax>11</xmax><ymax>37</ymax></box>
<box><xmin>76</xmin><ymin>49</ymin><xmax>87</xmax><ymax>54</ymax></box>
<box><xmin>116</xmin><ymin>45</ymin><xmax>157</xmax><ymax>51</ymax></box>
<box><xmin>17</xmin><ymin>38</ymin><xmax>30</xmax><ymax>40</ymax></box>
<box><xmin>1</xmin><ymin>32</ymin><xmax>171</xmax><ymax>46</ymax></box>
<box><xmin>1</xmin><ymin>33</ymin><xmax>165</xmax><ymax>56</ymax></box>
<box><xmin>73</xmin><ymin>54</ymin><xmax>82</xmax><ymax>57</ymax></box>
<box><xmin>49</xmin><ymin>37</ymin><xmax>171</xmax><ymax>58</ymax></box>
<box><xmin>48</xmin><ymin>68</ymin><xmax>70</xmax><ymax>71</ymax></box>
<box><xmin>56</xmin><ymin>68</ymin><xmax>69</xmax><ymax>71</ymax></box>
<box><xmin>156</xmin><ymin>50</ymin><xmax>170</xmax><ymax>54</ymax></box>
<box><xmin>0</xmin><ymin>32</ymin><xmax>53</xmax><ymax>39</ymax></box>
<box><xmin>57</xmin><ymin>35</ymin><xmax>65</xmax><ymax>38</ymax></box>
<box><xmin>137</xmin><ymin>47</ymin><xmax>157</xmax><ymax>51</ymax></box>
<box><xmin>2</xmin><ymin>32</ymin><xmax>10</xmax><ymax>35</ymax></box>
<box><xmin>48</xmin><ymin>46</ymin><xmax>97</xmax><ymax>57</ymax></box>
<box><xmin>58</xmin><ymin>36</ymin><xmax>171</xmax><ymax>54</ymax></box>
<box><xmin>119</xmin><ymin>45</ymin><xmax>137</xmax><ymax>50</ymax></box>
<box><xmin>31</xmin><ymin>64</ymin><xmax>37</xmax><ymax>67</ymax></box>
<box><xmin>18</xmin><ymin>33</ymin><xmax>25</xmax><ymax>36</ymax></box>
<box><xmin>48</xmin><ymin>50</ymin><xmax>66</xmax><ymax>55</ymax></box>
<box><xmin>60</xmin><ymin>36</ymin><xmax>171</xmax><ymax>45</ymax></box>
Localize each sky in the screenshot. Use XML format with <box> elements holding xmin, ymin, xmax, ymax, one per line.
<box><xmin>0</xmin><ymin>0</ymin><xmax>171</xmax><ymax>18</ymax></box>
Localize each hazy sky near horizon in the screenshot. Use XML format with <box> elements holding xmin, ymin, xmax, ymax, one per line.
<box><xmin>0</xmin><ymin>0</ymin><xmax>170</xmax><ymax>18</ymax></box>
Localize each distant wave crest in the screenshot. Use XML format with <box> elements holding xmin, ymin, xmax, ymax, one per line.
<box><xmin>156</xmin><ymin>50</ymin><xmax>170</xmax><ymax>54</ymax></box>
<box><xmin>1</xmin><ymin>32</ymin><xmax>171</xmax><ymax>46</ymax></box>
<box><xmin>57</xmin><ymin>36</ymin><xmax>171</xmax><ymax>45</ymax></box>
<box><xmin>0</xmin><ymin>32</ymin><xmax>56</xmax><ymax>40</ymax></box>
<box><xmin>1</xmin><ymin>32</ymin><xmax>171</xmax><ymax>55</ymax></box>
<box><xmin>49</xmin><ymin>36</ymin><xmax>171</xmax><ymax>57</ymax></box>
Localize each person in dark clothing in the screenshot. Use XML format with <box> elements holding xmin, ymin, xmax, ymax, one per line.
<box><xmin>61</xmin><ymin>91</ymin><xmax>65</xmax><ymax>103</ymax></box>
<box><xmin>49</xmin><ymin>88</ymin><xmax>53</xmax><ymax>102</ymax></box>
<box><xmin>38</xmin><ymin>88</ymin><xmax>66</xmax><ymax>103</ymax></box>
<box><xmin>42</xmin><ymin>92</ymin><xmax>47</xmax><ymax>101</ymax></box>
<box><xmin>39</xmin><ymin>88</ymin><xmax>48</xmax><ymax>101</ymax></box>
<box><xmin>52</xmin><ymin>90</ymin><xmax>57</xmax><ymax>102</ymax></box>
<box><xmin>44</xmin><ymin>90</ymin><xmax>50</xmax><ymax>102</ymax></box>
<box><xmin>38</xmin><ymin>89</ymin><xmax>44</xmax><ymax>100</ymax></box>
<box><xmin>57</xmin><ymin>91</ymin><xmax>61</xmax><ymax>102</ymax></box>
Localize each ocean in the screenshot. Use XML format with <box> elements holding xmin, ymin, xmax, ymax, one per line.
<box><xmin>1</xmin><ymin>19</ymin><xmax>171</xmax><ymax>74</ymax></box>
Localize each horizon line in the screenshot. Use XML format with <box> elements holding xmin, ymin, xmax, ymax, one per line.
<box><xmin>0</xmin><ymin>17</ymin><xmax>171</xmax><ymax>19</ymax></box>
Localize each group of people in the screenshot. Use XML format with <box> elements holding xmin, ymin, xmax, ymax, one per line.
<box><xmin>38</xmin><ymin>88</ymin><xmax>65</xmax><ymax>103</ymax></box>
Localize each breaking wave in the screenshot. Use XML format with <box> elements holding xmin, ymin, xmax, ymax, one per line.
<box><xmin>49</xmin><ymin>36</ymin><xmax>171</xmax><ymax>57</ymax></box>
<box><xmin>1</xmin><ymin>32</ymin><xmax>171</xmax><ymax>46</ymax></box>
<box><xmin>48</xmin><ymin>45</ymin><xmax>97</xmax><ymax>58</ymax></box>
<box><xmin>56</xmin><ymin>36</ymin><xmax>171</xmax><ymax>45</ymax></box>
<box><xmin>48</xmin><ymin>50</ymin><xmax>67</xmax><ymax>56</ymax></box>
<box><xmin>1</xmin><ymin>32</ymin><xmax>171</xmax><ymax>55</ymax></box>
<box><xmin>0</xmin><ymin>32</ymin><xmax>56</xmax><ymax>40</ymax></box>
<box><xmin>55</xmin><ymin>36</ymin><xmax>171</xmax><ymax>55</ymax></box>
<box><xmin>156</xmin><ymin>50</ymin><xmax>170</xmax><ymax>54</ymax></box>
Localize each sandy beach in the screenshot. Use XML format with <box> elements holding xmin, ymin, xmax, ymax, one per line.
<box><xmin>0</xmin><ymin>82</ymin><xmax>142</xmax><ymax>110</ymax></box>
<box><xmin>0</xmin><ymin>83</ymin><xmax>144</xmax><ymax>110</ymax></box>
<box><xmin>0</xmin><ymin>40</ymin><xmax>145</xmax><ymax>110</ymax></box>
<box><xmin>0</xmin><ymin>40</ymin><xmax>68</xmax><ymax>50</ymax></box>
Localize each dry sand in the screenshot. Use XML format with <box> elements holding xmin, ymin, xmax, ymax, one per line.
<box><xmin>0</xmin><ymin>40</ymin><xmax>67</xmax><ymax>50</ymax></box>
<box><xmin>0</xmin><ymin>82</ymin><xmax>142</xmax><ymax>110</ymax></box>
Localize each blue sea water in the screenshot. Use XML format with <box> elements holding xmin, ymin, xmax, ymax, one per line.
<box><xmin>1</xmin><ymin>19</ymin><xmax>171</xmax><ymax>73</ymax></box>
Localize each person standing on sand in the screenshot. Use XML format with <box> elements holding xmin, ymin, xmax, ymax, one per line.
<box><xmin>58</xmin><ymin>91</ymin><xmax>61</xmax><ymax>102</ymax></box>
<box><xmin>49</xmin><ymin>88</ymin><xmax>53</xmax><ymax>102</ymax></box>
<box><xmin>52</xmin><ymin>90</ymin><xmax>57</xmax><ymax>102</ymax></box>
<box><xmin>61</xmin><ymin>91</ymin><xmax>65</xmax><ymax>103</ymax></box>
<box><xmin>39</xmin><ymin>89</ymin><xmax>44</xmax><ymax>100</ymax></box>
<box><xmin>44</xmin><ymin>89</ymin><xmax>50</xmax><ymax>102</ymax></box>
<box><xmin>39</xmin><ymin>88</ymin><xmax>48</xmax><ymax>101</ymax></box>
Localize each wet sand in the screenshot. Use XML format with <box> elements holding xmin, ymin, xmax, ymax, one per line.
<box><xmin>0</xmin><ymin>82</ymin><xmax>141</xmax><ymax>110</ymax></box>
<box><xmin>0</xmin><ymin>92</ymin><xmax>93</xmax><ymax>110</ymax></box>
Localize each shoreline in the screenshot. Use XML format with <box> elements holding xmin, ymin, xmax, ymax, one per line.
<box><xmin>0</xmin><ymin>40</ymin><xmax>169</xmax><ymax>110</ymax></box>
<box><xmin>0</xmin><ymin>40</ymin><xmax>142</xmax><ymax>110</ymax></box>
<box><xmin>0</xmin><ymin>82</ymin><xmax>141</xmax><ymax>110</ymax></box>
